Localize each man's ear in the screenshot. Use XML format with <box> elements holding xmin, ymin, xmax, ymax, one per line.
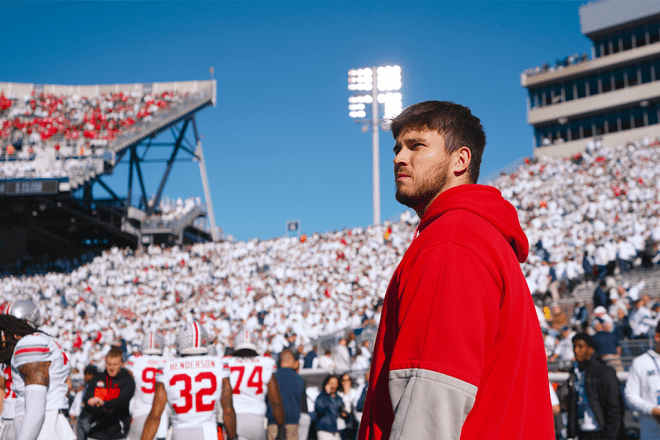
<box><xmin>452</xmin><ymin>146</ymin><xmax>471</xmax><ymax>177</ymax></box>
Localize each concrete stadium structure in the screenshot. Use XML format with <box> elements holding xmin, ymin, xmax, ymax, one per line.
<box><xmin>0</xmin><ymin>79</ymin><xmax>218</xmax><ymax>262</ymax></box>
<box><xmin>521</xmin><ymin>0</ymin><xmax>660</xmax><ymax>157</ymax></box>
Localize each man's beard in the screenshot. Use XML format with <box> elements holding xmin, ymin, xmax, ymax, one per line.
<box><xmin>395</xmin><ymin>159</ymin><xmax>450</xmax><ymax>212</ymax></box>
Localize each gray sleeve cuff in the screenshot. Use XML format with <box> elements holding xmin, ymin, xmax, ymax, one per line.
<box><xmin>389</xmin><ymin>368</ymin><xmax>477</xmax><ymax>440</ymax></box>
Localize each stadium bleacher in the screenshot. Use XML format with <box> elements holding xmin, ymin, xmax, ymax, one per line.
<box><xmin>0</xmin><ymin>81</ymin><xmax>217</xmax><ymax>267</ymax></box>
<box><xmin>1</xmin><ymin>126</ymin><xmax>660</xmax><ymax>375</ymax></box>
<box><xmin>0</xmin><ymin>81</ymin><xmax>213</xmax><ymax>186</ymax></box>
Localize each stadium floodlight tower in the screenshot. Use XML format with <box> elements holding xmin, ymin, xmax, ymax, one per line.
<box><xmin>348</xmin><ymin>65</ymin><xmax>403</xmax><ymax>226</ymax></box>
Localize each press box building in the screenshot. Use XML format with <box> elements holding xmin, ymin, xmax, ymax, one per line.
<box><xmin>522</xmin><ymin>0</ymin><xmax>660</xmax><ymax>157</ymax></box>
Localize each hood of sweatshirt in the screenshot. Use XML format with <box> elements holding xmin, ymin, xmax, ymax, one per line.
<box><xmin>418</xmin><ymin>184</ymin><xmax>529</xmax><ymax>263</ymax></box>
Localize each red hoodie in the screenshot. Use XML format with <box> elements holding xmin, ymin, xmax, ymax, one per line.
<box><xmin>358</xmin><ymin>184</ymin><xmax>554</xmax><ymax>440</ymax></box>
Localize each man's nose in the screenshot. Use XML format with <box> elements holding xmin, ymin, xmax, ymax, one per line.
<box><xmin>394</xmin><ymin>150</ymin><xmax>408</xmax><ymax>165</ymax></box>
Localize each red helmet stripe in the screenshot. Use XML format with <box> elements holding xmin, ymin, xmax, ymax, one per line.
<box><xmin>192</xmin><ymin>323</ymin><xmax>199</xmax><ymax>348</ymax></box>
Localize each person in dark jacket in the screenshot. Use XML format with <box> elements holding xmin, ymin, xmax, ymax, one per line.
<box><xmin>642</xmin><ymin>238</ymin><xmax>657</xmax><ymax>269</ymax></box>
<box><xmin>315</xmin><ymin>375</ymin><xmax>347</xmax><ymax>440</ymax></box>
<box><xmin>572</xmin><ymin>301</ymin><xmax>589</xmax><ymax>332</ymax></box>
<box><xmin>82</xmin><ymin>347</ymin><xmax>135</xmax><ymax>440</ymax></box>
<box><xmin>565</xmin><ymin>333</ymin><xmax>623</xmax><ymax>440</ymax></box>
<box><xmin>303</xmin><ymin>345</ymin><xmax>318</xmax><ymax>369</ymax></box>
<box><xmin>593</xmin><ymin>280</ymin><xmax>610</xmax><ymax>310</ymax></box>
<box><xmin>267</xmin><ymin>348</ymin><xmax>306</xmax><ymax>440</ymax></box>
<box><xmin>583</xmin><ymin>252</ymin><xmax>595</xmax><ymax>282</ymax></box>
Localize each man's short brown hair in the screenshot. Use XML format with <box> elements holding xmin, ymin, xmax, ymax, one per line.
<box><xmin>390</xmin><ymin>101</ymin><xmax>486</xmax><ymax>183</ymax></box>
<box><xmin>106</xmin><ymin>346</ymin><xmax>124</xmax><ymax>361</ymax></box>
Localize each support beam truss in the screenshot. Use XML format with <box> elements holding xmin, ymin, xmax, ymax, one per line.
<box><xmin>79</xmin><ymin>114</ymin><xmax>218</xmax><ymax>242</ymax></box>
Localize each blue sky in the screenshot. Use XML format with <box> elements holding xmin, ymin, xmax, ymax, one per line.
<box><xmin>3</xmin><ymin>1</ymin><xmax>592</xmax><ymax>241</ymax></box>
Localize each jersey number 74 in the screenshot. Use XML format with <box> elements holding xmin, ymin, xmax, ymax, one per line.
<box><xmin>230</xmin><ymin>366</ymin><xmax>263</xmax><ymax>395</ymax></box>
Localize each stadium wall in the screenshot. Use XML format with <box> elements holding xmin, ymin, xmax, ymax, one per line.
<box><xmin>528</xmin><ymin>80</ymin><xmax>660</xmax><ymax>126</ymax></box>
<box><xmin>533</xmin><ymin>124</ymin><xmax>660</xmax><ymax>157</ymax></box>
<box><xmin>579</xmin><ymin>0</ymin><xmax>660</xmax><ymax>37</ymax></box>
<box><xmin>521</xmin><ymin>41</ymin><xmax>660</xmax><ymax>88</ymax></box>
<box><xmin>0</xmin><ymin>226</ymin><xmax>28</xmax><ymax>262</ymax></box>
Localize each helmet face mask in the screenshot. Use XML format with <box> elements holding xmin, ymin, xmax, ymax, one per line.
<box><xmin>3</xmin><ymin>300</ymin><xmax>42</xmax><ymax>328</ymax></box>
<box><xmin>175</xmin><ymin>322</ymin><xmax>209</xmax><ymax>356</ymax></box>
<box><xmin>141</xmin><ymin>332</ymin><xmax>165</xmax><ymax>355</ymax></box>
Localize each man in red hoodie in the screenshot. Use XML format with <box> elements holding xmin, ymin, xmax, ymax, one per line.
<box><xmin>358</xmin><ymin>101</ymin><xmax>554</xmax><ymax>440</ymax></box>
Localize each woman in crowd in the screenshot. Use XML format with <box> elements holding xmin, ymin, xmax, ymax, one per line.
<box><xmin>338</xmin><ymin>373</ymin><xmax>359</xmax><ymax>440</ymax></box>
<box><xmin>314</xmin><ymin>375</ymin><xmax>346</xmax><ymax>440</ymax></box>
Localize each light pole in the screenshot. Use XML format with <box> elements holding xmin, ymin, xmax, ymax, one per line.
<box><xmin>348</xmin><ymin>65</ymin><xmax>402</xmax><ymax>226</ymax></box>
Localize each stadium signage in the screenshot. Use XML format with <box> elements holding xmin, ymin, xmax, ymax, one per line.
<box><xmin>0</xmin><ymin>180</ymin><xmax>59</xmax><ymax>196</ymax></box>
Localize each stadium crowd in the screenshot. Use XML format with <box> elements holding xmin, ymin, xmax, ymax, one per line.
<box><xmin>1</xmin><ymin>89</ymin><xmax>188</xmax><ymax>148</ymax></box>
<box><xmin>2</xmin><ymin>131</ymin><xmax>660</xmax><ymax>439</ymax></box>
<box><xmin>0</xmin><ymin>88</ymin><xmax>191</xmax><ymax>179</ymax></box>
<box><xmin>1</xmin><ymin>136</ymin><xmax>660</xmax><ymax>379</ymax></box>
<box><xmin>500</xmin><ymin>137</ymin><xmax>660</xmax><ymax>302</ymax></box>
<box><xmin>0</xmin><ymin>218</ymin><xmax>406</xmax><ymax>377</ymax></box>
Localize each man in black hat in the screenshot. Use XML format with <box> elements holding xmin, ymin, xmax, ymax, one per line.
<box><xmin>564</xmin><ymin>333</ymin><xmax>623</xmax><ymax>440</ymax></box>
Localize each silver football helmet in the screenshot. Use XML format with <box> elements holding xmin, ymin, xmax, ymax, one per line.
<box><xmin>234</xmin><ymin>328</ymin><xmax>258</xmax><ymax>353</ymax></box>
<box><xmin>3</xmin><ymin>300</ymin><xmax>41</xmax><ymax>328</ymax></box>
<box><xmin>175</xmin><ymin>322</ymin><xmax>209</xmax><ymax>356</ymax></box>
<box><xmin>141</xmin><ymin>331</ymin><xmax>166</xmax><ymax>355</ymax></box>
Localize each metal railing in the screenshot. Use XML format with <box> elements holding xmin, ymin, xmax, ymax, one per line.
<box><xmin>308</xmin><ymin>325</ymin><xmax>378</xmax><ymax>357</ymax></box>
<box><xmin>141</xmin><ymin>204</ymin><xmax>208</xmax><ymax>233</ymax></box>
<box><xmin>108</xmin><ymin>88</ymin><xmax>213</xmax><ymax>154</ymax></box>
<box><xmin>548</xmin><ymin>338</ymin><xmax>655</xmax><ymax>373</ymax></box>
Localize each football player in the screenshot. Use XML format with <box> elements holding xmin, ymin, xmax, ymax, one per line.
<box><xmin>0</xmin><ymin>300</ymin><xmax>46</xmax><ymax>440</ymax></box>
<box><xmin>125</xmin><ymin>332</ymin><xmax>169</xmax><ymax>440</ymax></box>
<box><xmin>225</xmin><ymin>329</ymin><xmax>284</xmax><ymax>440</ymax></box>
<box><xmin>1</xmin><ymin>313</ymin><xmax>75</xmax><ymax>440</ymax></box>
<box><xmin>141</xmin><ymin>322</ymin><xmax>237</xmax><ymax>440</ymax></box>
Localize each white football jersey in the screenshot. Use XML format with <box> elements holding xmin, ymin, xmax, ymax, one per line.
<box><xmin>125</xmin><ymin>353</ymin><xmax>168</xmax><ymax>416</ymax></box>
<box><xmin>156</xmin><ymin>355</ymin><xmax>227</xmax><ymax>430</ymax></box>
<box><xmin>10</xmin><ymin>333</ymin><xmax>71</xmax><ymax>419</ymax></box>
<box><xmin>225</xmin><ymin>355</ymin><xmax>276</xmax><ymax>415</ymax></box>
<box><xmin>1</xmin><ymin>365</ymin><xmax>16</xmax><ymax>419</ymax></box>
